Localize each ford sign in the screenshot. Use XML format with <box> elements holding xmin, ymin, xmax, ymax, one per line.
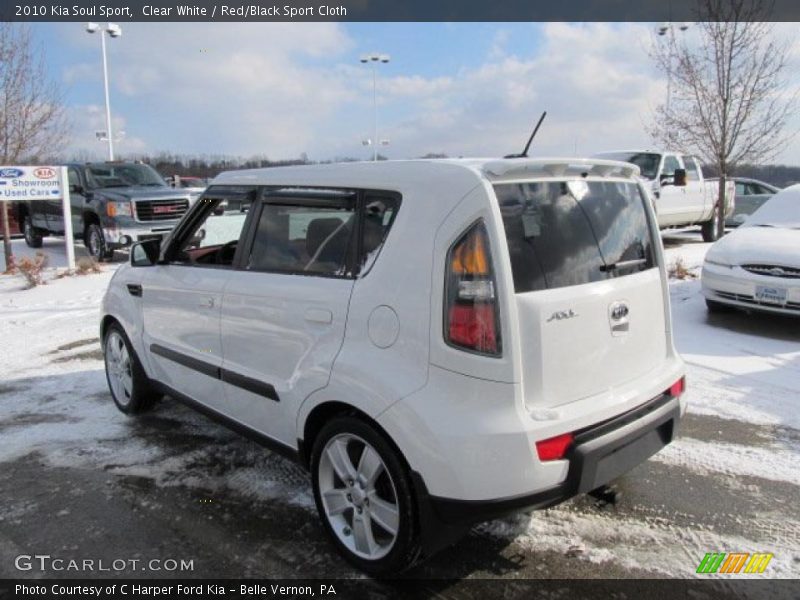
<box><xmin>0</xmin><ymin>168</ymin><xmax>24</xmax><ymax>178</ymax></box>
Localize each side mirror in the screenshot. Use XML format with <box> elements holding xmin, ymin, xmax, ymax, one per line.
<box><xmin>131</xmin><ymin>239</ymin><xmax>161</xmax><ymax>267</ymax></box>
<box><xmin>673</xmin><ymin>168</ymin><xmax>687</xmax><ymax>187</ymax></box>
<box><xmin>70</xmin><ymin>184</ymin><xmax>84</xmax><ymax>195</ymax></box>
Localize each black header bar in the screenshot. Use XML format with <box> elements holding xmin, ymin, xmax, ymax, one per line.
<box><xmin>3</xmin><ymin>0</ymin><xmax>800</xmax><ymax>22</ymax></box>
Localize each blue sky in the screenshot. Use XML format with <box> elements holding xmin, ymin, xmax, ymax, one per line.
<box><xmin>32</xmin><ymin>22</ymin><xmax>800</xmax><ymax>164</ymax></box>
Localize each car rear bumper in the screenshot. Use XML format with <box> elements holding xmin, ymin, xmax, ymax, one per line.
<box><xmin>412</xmin><ymin>393</ymin><xmax>680</xmax><ymax>554</ymax></box>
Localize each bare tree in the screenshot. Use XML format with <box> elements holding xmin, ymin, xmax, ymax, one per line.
<box><xmin>0</xmin><ymin>23</ymin><xmax>69</xmax><ymax>271</ymax></box>
<box><xmin>649</xmin><ymin>0</ymin><xmax>797</xmax><ymax>210</ymax></box>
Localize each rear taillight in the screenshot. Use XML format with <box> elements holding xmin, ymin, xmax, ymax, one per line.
<box><xmin>669</xmin><ymin>376</ymin><xmax>686</xmax><ymax>397</ymax></box>
<box><xmin>444</xmin><ymin>221</ymin><xmax>501</xmax><ymax>356</ymax></box>
<box><xmin>536</xmin><ymin>433</ymin><xmax>574</xmax><ymax>461</ymax></box>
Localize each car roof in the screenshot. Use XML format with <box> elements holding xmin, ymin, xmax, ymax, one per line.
<box><xmin>211</xmin><ymin>157</ymin><xmax>640</xmax><ymax>192</ymax></box>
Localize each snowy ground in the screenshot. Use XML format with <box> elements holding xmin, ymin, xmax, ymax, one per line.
<box><xmin>0</xmin><ymin>232</ymin><xmax>798</xmax><ymax>582</ymax></box>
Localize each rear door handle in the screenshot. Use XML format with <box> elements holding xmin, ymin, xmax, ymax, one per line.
<box><xmin>127</xmin><ymin>283</ymin><xmax>142</xmax><ymax>297</ymax></box>
<box><xmin>304</xmin><ymin>308</ymin><xmax>332</xmax><ymax>324</ymax></box>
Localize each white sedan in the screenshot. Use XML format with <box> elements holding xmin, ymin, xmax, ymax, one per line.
<box><xmin>702</xmin><ymin>185</ymin><xmax>800</xmax><ymax>316</ymax></box>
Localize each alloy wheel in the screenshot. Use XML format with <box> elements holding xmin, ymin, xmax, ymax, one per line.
<box><xmin>105</xmin><ymin>331</ymin><xmax>133</xmax><ymax>406</ymax></box>
<box><xmin>317</xmin><ymin>433</ymin><xmax>400</xmax><ymax>560</ymax></box>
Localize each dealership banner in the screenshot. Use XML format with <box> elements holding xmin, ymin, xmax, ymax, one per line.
<box><xmin>2</xmin><ymin>579</ymin><xmax>799</xmax><ymax>600</ymax></box>
<box><xmin>4</xmin><ymin>0</ymin><xmax>800</xmax><ymax>22</ymax></box>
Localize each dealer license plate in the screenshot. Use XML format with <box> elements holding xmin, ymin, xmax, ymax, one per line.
<box><xmin>755</xmin><ymin>285</ymin><xmax>787</xmax><ymax>305</ymax></box>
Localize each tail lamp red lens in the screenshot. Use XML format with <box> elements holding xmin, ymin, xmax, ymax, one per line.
<box><xmin>444</xmin><ymin>221</ymin><xmax>501</xmax><ymax>356</ymax></box>
<box><xmin>669</xmin><ymin>376</ymin><xmax>685</xmax><ymax>397</ymax></box>
<box><xmin>536</xmin><ymin>433</ymin><xmax>574</xmax><ymax>461</ymax></box>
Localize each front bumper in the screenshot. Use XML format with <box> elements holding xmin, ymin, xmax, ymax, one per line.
<box><xmin>102</xmin><ymin>224</ymin><xmax>178</xmax><ymax>249</ymax></box>
<box><xmin>702</xmin><ymin>263</ymin><xmax>800</xmax><ymax>316</ymax></box>
<box><xmin>413</xmin><ymin>393</ymin><xmax>680</xmax><ymax>554</ymax></box>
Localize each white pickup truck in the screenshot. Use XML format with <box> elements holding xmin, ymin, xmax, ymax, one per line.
<box><xmin>593</xmin><ymin>150</ymin><xmax>735</xmax><ymax>242</ymax></box>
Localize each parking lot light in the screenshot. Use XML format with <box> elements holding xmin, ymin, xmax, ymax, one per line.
<box><xmin>86</xmin><ymin>22</ymin><xmax>122</xmax><ymax>160</ymax></box>
<box><xmin>359</xmin><ymin>53</ymin><xmax>391</xmax><ymax>161</ymax></box>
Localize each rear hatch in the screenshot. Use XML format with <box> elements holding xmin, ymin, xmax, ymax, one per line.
<box><xmin>494</xmin><ymin>178</ymin><xmax>667</xmax><ymax>409</ymax></box>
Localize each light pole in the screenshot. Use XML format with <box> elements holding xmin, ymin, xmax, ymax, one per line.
<box><xmin>86</xmin><ymin>22</ymin><xmax>122</xmax><ymax>160</ymax></box>
<box><xmin>657</xmin><ymin>22</ymin><xmax>689</xmax><ymax>115</ymax></box>
<box><xmin>359</xmin><ymin>53</ymin><xmax>390</xmax><ymax>161</ymax></box>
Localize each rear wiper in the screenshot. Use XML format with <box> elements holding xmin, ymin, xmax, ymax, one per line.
<box><xmin>600</xmin><ymin>258</ymin><xmax>647</xmax><ymax>272</ymax></box>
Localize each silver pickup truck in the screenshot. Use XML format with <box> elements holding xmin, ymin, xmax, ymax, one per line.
<box><xmin>594</xmin><ymin>151</ymin><xmax>735</xmax><ymax>242</ymax></box>
<box><xmin>16</xmin><ymin>162</ymin><xmax>192</xmax><ymax>261</ymax></box>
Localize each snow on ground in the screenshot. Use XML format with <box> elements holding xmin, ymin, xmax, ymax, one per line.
<box><xmin>1</xmin><ymin>232</ymin><xmax>799</xmax><ymax>579</ymax></box>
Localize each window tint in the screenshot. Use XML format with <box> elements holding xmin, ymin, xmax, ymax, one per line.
<box><xmin>173</xmin><ymin>187</ymin><xmax>254</xmax><ymax>267</ymax></box>
<box><xmin>495</xmin><ymin>180</ymin><xmax>655</xmax><ymax>293</ymax></box>
<box><xmin>662</xmin><ymin>155</ymin><xmax>681</xmax><ymax>176</ymax></box>
<box><xmin>736</xmin><ymin>182</ymin><xmax>747</xmax><ymax>196</ymax></box>
<box><xmin>682</xmin><ymin>156</ymin><xmax>700</xmax><ymax>181</ymax></box>
<box><xmin>247</xmin><ymin>201</ymin><xmax>356</xmax><ymax>276</ymax></box>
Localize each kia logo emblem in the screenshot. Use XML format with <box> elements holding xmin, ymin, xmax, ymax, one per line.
<box><xmin>33</xmin><ymin>167</ymin><xmax>56</xmax><ymax>179</ymax></box>
<box><xmin>610</xmin><ymin>302</ymin><xmax>629</xmax><ymax>320</ymax></box>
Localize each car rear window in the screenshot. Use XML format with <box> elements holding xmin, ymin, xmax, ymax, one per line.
<box><xmin>494</xmin><ymin>180</ymin><xmax>656</xmax><ymax>293</ymax></box>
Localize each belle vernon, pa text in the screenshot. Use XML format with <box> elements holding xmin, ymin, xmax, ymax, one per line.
<box><xmin>15</xmin><ymin>584</ymin><xmax>338</xmax><ymax>596</ymax></box>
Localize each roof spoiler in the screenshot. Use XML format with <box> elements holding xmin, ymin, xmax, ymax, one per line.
<box><xmin>482</xmin><ymin>158</ymin><xmax>641</xmax><ymax>181</ymax></box>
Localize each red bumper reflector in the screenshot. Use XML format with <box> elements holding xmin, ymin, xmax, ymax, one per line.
<box><xmin>536</xmin><ymin>432</ymin><xmax>574</xmax><ymax>461</ymax></box>
<box><xmin>669</xmin><ymin>376</ymin><xmax>686</xmax><ymax>397</ymax></box>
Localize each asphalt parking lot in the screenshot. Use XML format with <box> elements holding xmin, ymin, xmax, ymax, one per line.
<box><xmin>0</xmin><ymin>232</ymin><xmax>798</xmax><ymax>584</ymax></box>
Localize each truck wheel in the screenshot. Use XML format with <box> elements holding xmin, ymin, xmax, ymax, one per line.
<box><xmin>311</xmin><ymin>416</ymin><xmax>422</xmax><ymax>575</ymax></box>
<box><xmin>23</xmin><ymin>216</ymin><xmax>43</xmax><ymax>248</ymax></box>
<box><xmin>701</xmin><ymin>202</ymin><xmax>724</xmax><ymax>242</ymax></box>
<box><xmin>104</xmin><ymin>323</ymin><xmax>160</xmax><ymax>415</ymax></box>
<box><xmin>85</xmin><ymin>222</ymin><xmax>114</xmax><ymax>261</ymax></box>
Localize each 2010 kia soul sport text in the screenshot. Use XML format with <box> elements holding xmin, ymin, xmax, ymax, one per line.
<box><xmin>101</xmin><ymin>158</ymin><xmax>686</xmax><ymax>574</ymax></box>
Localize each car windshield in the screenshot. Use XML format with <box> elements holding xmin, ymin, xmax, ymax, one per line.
<box><xmin>596</xmin><ymin>153</ymin><xmax>661</xmax><ymax>180</ymax></box>
<box><xmin>180</xmin><ymin>178</ymin><xmax>206</xmax><ymax>188</ymax></box>
<box><xmin>745</xmin><ymin>187</ymin><xmax>800</xmax><ymax>229</ymax></box>
<box><xmin>85</xmin><ymin>163</ymin><xmax>167</xmax><ymax>189</ymax></box>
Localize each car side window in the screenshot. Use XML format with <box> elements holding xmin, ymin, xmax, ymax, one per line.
<box><xmin>662</xmin><ymin>155</ymin><xmax>681</xmax><ymax>177</ymax></box>
<box><xmin>68</xmin><ymin>167</ymin><xmax>80</xmax><ymax>189</ymax></box>
<box><xmin>247</xmin><ymin>198</ymin><xmax>356</xmax><ymax>277</ymax></box>
<box><xmin>735</xmin><ymin>182</ymin><xmax>747</xmax><ymax>196</ymax></box>
<box><xmin>681</xmin><ymin>156</ymin><xmax>700</xmax><ymax>181</ymax></box>
<box><xmin>359</xmin><ymin>195</ymin><xmax>399</xmax><ymax>274</ymax></box>
<box><xmin>171</xmin><ymin>187</ymin><xmax>254</xmax><ymax>268</ymax></box>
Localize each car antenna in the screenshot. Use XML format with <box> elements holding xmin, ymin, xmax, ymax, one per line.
<box><xmin>505</xmin><ymin>111</ymin><xmax>547</xmax><ymax>158</ymax></box>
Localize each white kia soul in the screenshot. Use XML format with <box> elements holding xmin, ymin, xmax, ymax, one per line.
<box><xmin>101</xmin><ymin>158</ymin><xmax>686</xmax><ymax>574</ymax></box>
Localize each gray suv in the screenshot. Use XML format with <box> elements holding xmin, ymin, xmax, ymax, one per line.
<box><xmin>17</xmin><ymin>162</ymin><xmax>192</xmax><ymax>261</ymax></box>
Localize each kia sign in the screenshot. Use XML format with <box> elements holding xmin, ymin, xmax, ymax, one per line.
<box><xmin>0</xmin><ymin>165</ymin><xmax>63</xmax><ymax>200</ymax></box>
<box><xmin>0</xmin><ymin>165</ymin><xmax>75</xmax><ymax>271</ymax></box>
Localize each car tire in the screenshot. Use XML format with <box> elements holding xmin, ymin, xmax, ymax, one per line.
<box><xmin>23</xmin><ymin>216</ymin><xmax>43</xmax><ymax>248</ymax></box>
<box><xmin>85</xmin><ymin>222</ymin><xmax>114</xmax><ymax>262</ymax></box>
<box><xmin>701</xmin><ymin>201</ymin><xmax>724</xmax><ymax>242</ymax></box>
<box><xmin>705</xmin><ymin>299</ymin><xmax>732</xmax><ymax>314</ymax></box>
<box><xmin>311</xmin><ymin>416</ymin><xmax>422</xmax><ymax>575</ymax></box>
<box><xmin>103</xmin><ymin>323</ymin><xmax>160</xmax><ymax>415</ymax></box>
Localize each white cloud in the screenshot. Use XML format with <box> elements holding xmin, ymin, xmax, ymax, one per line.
<box><xmin>57</xmin><ymin>22</ymin><xmax>800</xmax><ymax>164</ymax></box>
<box><xmin>379</xmin><ymin>23</ymin><xmax>666</xmax><ymax>159</ymax></box>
